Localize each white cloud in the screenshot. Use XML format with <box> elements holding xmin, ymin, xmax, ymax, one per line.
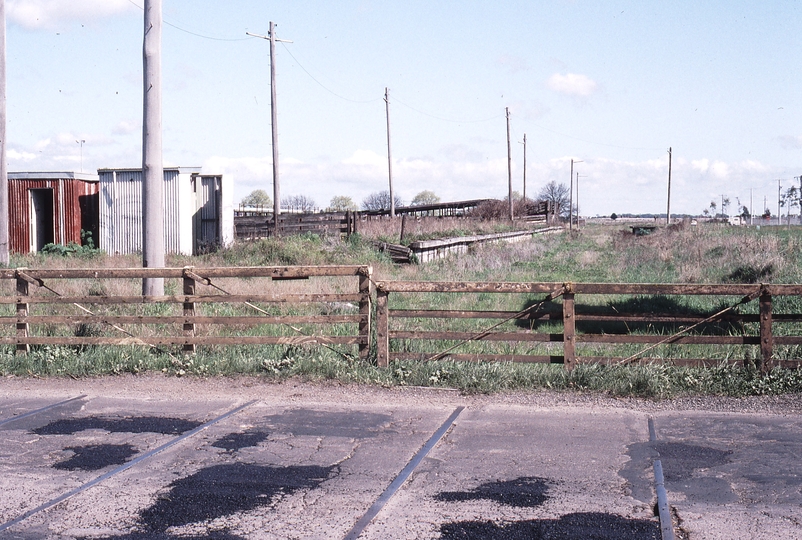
<box><xmin>341</xmin><ymin>149</ymin><xmax>385</xmax><ymax>167</ymax></box>
<box><xmin>547</xmin><ymin>73</ymin><xmax>598</xmax><ymax>97</ymax></box>
<box><xmin>692</xmin><ymin>158</ymin><xmax>709</xmax><ymax>173</ymax></box>
<box><xmin>7</xmin><ymin>149</ymin><xmax>36</xmax><ymax>161</ymax></box>
<box><xmin>8</xmin><ymin>0</ymin><xmax>134</xmax><ymax>30</ymax></box>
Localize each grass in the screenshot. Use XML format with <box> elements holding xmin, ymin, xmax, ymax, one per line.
<box><xmin>2</xmin><ymin>219</ymin><xmax>802</xmax><ymax>398</ymax></box>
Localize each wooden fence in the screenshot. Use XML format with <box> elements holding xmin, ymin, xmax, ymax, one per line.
<box><xmin>235</xmin><ymin>212</ymin><xmax>358</xmax><ymax>239</ymax></box>
<box><xmin>375</xmin><ymin>281</ymin><xmax>802</xmax><ymax>371</ymax></box>
<box><xmin>1</xmin><ymin>265</ymin><xmax>372</xmax><ymax>359</ymax></box>
<box><xmin>4</xmin><ymin>268</ymin><xmax>802</xmax><ymax>372</ymax></box>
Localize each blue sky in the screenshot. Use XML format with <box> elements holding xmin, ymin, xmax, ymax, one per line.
<box><xmin>5</xmin><ymin>0</ymin><xmax>802</xmax><ymax>216</ymax></box>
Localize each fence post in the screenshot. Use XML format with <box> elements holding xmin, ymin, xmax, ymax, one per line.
<box><xmin>376</xmin><ymin>286</ymin><xmax>389</xmax><ymax>368</ymax></box>
<box><xmin>759</xmin><ymin>288</ymin><xmax>773</xmax><ymax>372</ymax></box>
<box><xmin>358</xmin><ymin>266</ymin><xmax>372</xmax><ymax>361</ymax></box>
<box><xmin>183</xmin><ymin>268</ymin><xmax>196</xmax><ymax>354</ymax></box>
<box><xmin>15</xmin><ymin>270</ymin><xmax>29</xmax><ymax>355</ymax></box>
<box><xmin>562</xmin><ymin>284</ymin><xmax>576</xmax><ymax>370</ymax></box>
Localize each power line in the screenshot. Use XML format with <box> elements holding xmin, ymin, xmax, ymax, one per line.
<box><xmin>126</xmin><ymin>0</ymin><xmax>251</xmax><ymax>41</ymax></box>
<box><xmin>279</xmin><ymin>42</ymin><xmax>380</xmax><ymax>104</ymax></box>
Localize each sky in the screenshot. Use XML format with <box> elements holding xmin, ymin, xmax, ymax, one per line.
<box><xmin>5</xmin><ymin>0</ymin><xmax>802</xmax><ymax>217</ymax></box>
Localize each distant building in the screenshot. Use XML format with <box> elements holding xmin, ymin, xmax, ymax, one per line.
<box><xmin>98</xmin><ymin>167</ymin><xmax>233</xmax><ymax>255</ymax></box>
<box><xmin>7</xmin><ymin>171</ymin><xmax>99</xmax><ymax>253</ymax></box>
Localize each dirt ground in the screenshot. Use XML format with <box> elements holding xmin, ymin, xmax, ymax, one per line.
<box><xmin>1</xmin><ymin>374</ymin><xmax>801</xmax><ymax>539</ymax></box>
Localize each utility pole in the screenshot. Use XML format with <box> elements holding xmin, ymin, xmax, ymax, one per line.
<box><xmin>569</xmin><ymin>159</ymin><xmax>582</xmax><ymax>232</ymax></box>
<box><xmin>76</xmin><ymin>139</ymin><xmax>85</xmax><ymax>173</ymax></box>
<box><xmin>0</xmin><ymin>0</ymin><xmax>8</xmax><ymax>266</ymax></box>
<box><xmin>666</xmin><ymin>147</ymin><xmax>672</xmax><ymax>225</ymax></box>
<box><xmin>385</xmin><ymin>87</ymin><xmax>394</xmax><ymax>217</ymax></box>
<box><xmin>778</xmin><ymin>179</ymin><xmax>782</xmax><ymax>227</ymax></box>
<box><xmin>520</xmin><ymin>133</ymin><xmax>527</xmax><ymax>201</ymax></box>
<box><xmin>577</xmin><ymin>173</ymin><xmax>587</xmax><ymax>227</ymax></box>
<box><xmin>750</xmin><ymin>188</ymin><xmax>753</xmax><ymax>225</ymax></box>
<box><xmin>506</xmin><ymin>107</ymin><xmax>513</xmax><ymax>221</ymax></box>
<box><xmin>142</xmin><ymin>0</ymin><xmax>164</xmax><ymax>296</ymax></box>
<box><xmin>247</xmin><ymin>23</ymin><xmax>291</xmax><ymax>236</ymax></box>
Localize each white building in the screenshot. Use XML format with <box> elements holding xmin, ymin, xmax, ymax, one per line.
<box><xmin>98</xmin><ymin>167</ymin><xmax>233</xmax><ymax>255</ymax></box>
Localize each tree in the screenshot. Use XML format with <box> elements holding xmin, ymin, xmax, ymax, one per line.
<box><xmin>281</xmin><ymin>194</ymin><xmax>316</xmax><ymax>212</ymax></box>
<box><xmin>241</xmin><ymin>189</ymin><xmax>272</xmax><ymax>208</ymax></box>
<box><xmin>739</xmin><ymin>206</ymin><xmax>751</xmax><ymax>220</ymax></box>
<box><xmin>411</xmin><ymin>190</ymin><xmax>440</xmax><ymax>206</ymax></box>
<box><xmin>536</xmin><ymin>181</ymin><xmax>570</xmax><ymax>218</ymax></box>
<box><xmin>328</xmin><ymin>195</ymin><xmax>358</xmax><ymax>212</ymax></box>
<box><xmin>362</xmin><ymin>191</ymin><xmax>403</xmax><ymax>212</ymax></box>
<box><xmin>781</xmin><ymin>186</ymin><xmax>799</xmax><ymax>224</ymax></box>
<box><xmin>610</xmin><ymin>213</ymin><xmax>618</xmax><ymax>221</ymax></box>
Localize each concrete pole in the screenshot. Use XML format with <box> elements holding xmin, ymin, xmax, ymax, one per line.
<box><xmin>142</xmin><ymin>0</ymin><xmax>164</xmax><ymax>295</ymax></box>
<box><xmin>0</xmin><ymin>0</ymin><xmax>8</xmax><ymax>265</ymax></box>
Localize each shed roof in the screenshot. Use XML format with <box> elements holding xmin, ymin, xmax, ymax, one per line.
<box><xmin>9</xmin><ymin>171</ymin><xmax>99</xmax><ymax>182</ymax></box>
<box><xmin>97</xmin><ymin>166</ymin><xmax>202</xmax><ymax>174</ymax></box>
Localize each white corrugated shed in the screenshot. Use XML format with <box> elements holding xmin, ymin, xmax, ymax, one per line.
<box><xmin>99</xmin><ymin>167</ymin><xmax>232</xmax><ymax>255</ymax></box>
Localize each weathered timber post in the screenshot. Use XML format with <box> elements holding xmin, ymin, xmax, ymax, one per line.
<box><xmin>358</xmin><ymin>266</ymin><xmax>373</xmax><ymax>361</ymax></box>
<box><xmin>15</xmin><ymin>269</ymin><xmax>29</xmax><ymax>354</ymax></box>
<box><xmin>182</xmin><ymin>268</ymin><xmax>196</xmax><ymax>354</ymax></box>
<box><xmin>562</xmin><ymin>283</ymin><xmax>576</xmax><ymax>370</ymax></box>
<box><xmin>759</xmin><ymin>288</ymin><xmax>773</xmax><ymax>372</ymax></box>
<box><xmin>376</xmin><ymin>286</ymin><xmax>389</xmax><ymax>367</ymax></box>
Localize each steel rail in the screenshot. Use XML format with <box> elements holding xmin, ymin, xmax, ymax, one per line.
<box><xmin>342</xmin><ymin>406</ymin><xmax>465</xmax><ymax>540</ymax></box>
<box><xmin>649</xmin><ymin>417</ymin><xmax>676</xmax><ymax>540</ymax></box>
<box><xmin>0</xmin><ymin>395</ymin><xmax>86</xmax><ymax>427</ymax></box>
<box><xmin>0</xmin><ymin>400</ymin><xmax>257</xmax><ymax>533</ymax></box>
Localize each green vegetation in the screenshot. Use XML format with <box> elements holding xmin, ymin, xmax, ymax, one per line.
<box><xmin>2</xmin><ymin>221</ymin><xmax>802</xmax><ymax>398</ymax></box>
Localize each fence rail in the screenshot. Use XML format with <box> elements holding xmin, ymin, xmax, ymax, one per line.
<box><xmin>4</xmin><ymin>265</ymin><xmax>372</xmax><ymax>359</ymax></box>
<box><xmin>4</xmin><ymin>268</ymin><xmax>802</xmax><ymax>372</ymax></box>
<box><xmin>375</xmin><ymin>280</ymin><xmax>802</xmax><ymax>371</ymax></box>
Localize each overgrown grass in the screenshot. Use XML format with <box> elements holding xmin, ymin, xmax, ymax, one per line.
<box><xmin>2</xmin><ymin>343</ymin><xmax>800</xmax><ymax>398</ymax></box>
<box><xmin>4</xmin><ymin>220</ymin><xmax>802</xmax><ymax>397</ymax></box>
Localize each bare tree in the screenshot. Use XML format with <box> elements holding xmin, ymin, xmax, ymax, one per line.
<box><xmin>362</xmin><ymin>191</ymin><xmax>403</xmax><ymax>211</ymax></box>
<box><xmin>537</xmin><ymin>181</ymin><xmax>570</xmax><ymax>218</ymax></box>
<box><xmin>281</xmin><ymin>194</ymin><xmax>316</xmax><ymax>213</ymax></box>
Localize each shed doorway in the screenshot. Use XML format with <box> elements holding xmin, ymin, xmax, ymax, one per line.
<box><xmin>29</xmin><ymin>188</ymin><xmax>54</xmax><ymax>252</ymax></box>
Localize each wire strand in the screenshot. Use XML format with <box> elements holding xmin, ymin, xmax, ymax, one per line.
<box><xmin>391</xmin><ymin>95</ymin><xmax>503</xmax><ymax>124</ymax></box>
<box><xmin>126</xmin><ymin>0</ymin><xmax>252</xmax><ymax>42</ymax></box>
<box><xmin>280</xmin><ymin>43</ymin><xmax>381</xmax><ymax>104</ymax></box>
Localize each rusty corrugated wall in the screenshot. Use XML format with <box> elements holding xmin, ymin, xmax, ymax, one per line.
<box><xmin>7</xmin><ymin>174</ymin><xmax>99</xmax><ymax>254</ymax></box>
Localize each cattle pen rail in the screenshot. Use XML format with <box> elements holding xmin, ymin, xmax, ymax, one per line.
<box><xmin>375</xmin><ymin>281</ymin><xmax>802</xmax><ymax>371</ymax></box>
<box><xmin>0</xmin><ymin>265</ymin><xmax>372</xmax><ymax>359</ymax></box>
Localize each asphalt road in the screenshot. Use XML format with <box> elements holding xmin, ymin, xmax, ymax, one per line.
<box><xmin>0</xmin><ymin>376</ymin><xmax>799</xmax><ymax>539</ymax></box>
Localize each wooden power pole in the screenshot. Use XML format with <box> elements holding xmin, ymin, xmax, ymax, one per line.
<box><xmin>0</xmin><ymin>0</ymin><xmax>8</xmax><ymax>266</ymax></box>
<box><xmin>248</xmin><ymin>23</ymin><xmax>291</xmax><ymax>236</ymax></box>
<box><xmin>142</xmin><ymin>0</ymin><xmax>164</xmax><ymax>296</ymax></box>
<box><xmin>385</xmin><ymin>87</ymin><xmax>394</xmax><ymax>217</ymax></box>
<box><xmin>666</xmin><ymin>147</ymin><xmax>672</xmax><ymax>226</ymax></box>
<box><xmin>521</xmin><ymin>133</ymin><xmax>527</xmax><ymax>202</ymax></box>
<box><xmin>506</xmin><ymin>107</ymin><xmax>513</xmax><ymax>221</ymax></box>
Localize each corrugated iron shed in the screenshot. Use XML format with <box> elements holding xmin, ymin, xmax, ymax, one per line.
<box><xmin>7</xmin><ymin>172</ymin><xmax>99</xmax><ymax>253</ymax></box>
<box><xmin>98</xmin><ymin>167</ymin><xmax>232</xmax><ymax>256</ymax></box>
